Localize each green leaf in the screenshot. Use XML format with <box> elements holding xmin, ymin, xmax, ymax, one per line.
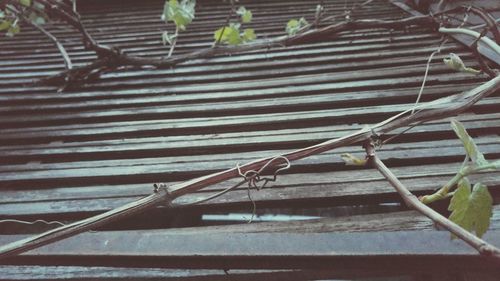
<box><xmin>449</xmin><ymin>178</ymin><xmax>493</xmax><ymax>238</ymax></box>
<box><xmin>286</xmin><ymin>17</ymin><xmax>308</xmax><ymax>36</ymax></box>
<box><xmin>242</xmin><ymin>28</ymin><xmax>255</xmax><ymax>42</ymax></box>
<box><xmin>162</xmin><ymin>0</ymin><xmax>196</xmax><ymax>31</ymax></box>
<box><xmin>286</xmin><ymin>19</ymin><xmax>299</xmax><ymax>35</ymax></box>
<box><xmin>0</xmin><ymin>10</ymin><xmax>5</xmax><ymax>19</ymax></box>
<box><xmin>237</xmin><ymin>6</ymin><xmax>252</xmax><ymax>23</ymax></box>
<box><xmin>6</xmin><ymin>22</ymin><xmax>20</xmax><ymax>37</ymax></box>
<box><xmin>451</xmin><ymin>119</ymin><xmax>488</xmax><ymax>166</ymax></box>
<box><xmin>19</xmin><ymin>0</ymin><xmax>31</xmax><ymax>7</ymax></box>
<box><xmin>0</xmin><ymin>20</ymin><xmax>11</xmax><ymax>31</ymax></box>
<box><xmin>214</xmin><ymin>25</ymin><xmax>241</xmax><ymax>45</ymax></box>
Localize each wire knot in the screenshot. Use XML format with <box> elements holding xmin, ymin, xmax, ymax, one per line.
<box><xmin>236</xmin><ymin>156</ymin><xmax>291</xmax><ymax>223</ymax></box>
<box><xmin>236</xmin><ymin>156</ymin><xmax>291</xmax><ymax>190</ymax></box>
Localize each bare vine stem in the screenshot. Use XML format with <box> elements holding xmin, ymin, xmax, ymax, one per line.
<box><xmin>3</xmin><ymin>0</ymin><xmax>431</xmax><ymax>89</ymax></box>
<box><xmin>0</xmin><ymin>74</ymin><xmax>499</xmax><ymax>261</ymax></box>
<box><xmin>364</xmin><ymin>140</ymin><xmax>500</xmax><ymax>262</ymax></box>
<box><xmin>37</xmin><ymin>15</ymin><xmax>436</xmax><ymax>88</ymax></box>
<box><xmin>4</xmin><ymin>4</ymin><xmax>73</xmax><ymax>71</ymax></box>
<box><xmin>25</xmin><ymin>19</ymin><xmax>73</xmax><ymax>71</ymax></box>
<box><xmin>167</xmin><ymin>26</ymin><xmax>179</xmax><ymax>58</ymax></box>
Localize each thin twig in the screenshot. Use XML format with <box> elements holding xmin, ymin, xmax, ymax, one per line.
<box><xmin>364</xmin><ymin>141</ymin><xmax>500</xmax><ymax>261</ymax></box>
<box><xmin>167</xmin><ymin>26</ymin><xmax>179</xmax><ymax>58</ymax></box>
<box><xmin>3</xmin><ymin>2</ymin><xmax>72</xmax><ymax>70</ymax></box>
<box><xmin>214</xmin><ymin>0</ymin><xmax>236</xmax><ymax>46</ymax></box>
<box><xmin>469</xmin><ymin>27</ymin><xmax>496</xmax><ymax>78</ymax></box>
<box><xmin>3</xmin><ymin>0</ymin><xmax>420</xmax><ymax>88</ymax></box>
<box><xmin>467</xmin><ymin>6</ymin><xmax>500</xmax><ymax>44</ymax></box>
<box><xmin>313</xmin><ymin>0</ymin><xmax>325</xmax><ymax>28</ymax></box>
<box><xmin>439</xmin><ymin>27</ymin><xmax>500</xmax><ymax>55</ymax></box>
<box><xmin>37</xmin><ymin>15</ymin><xmax>438</xmax><ymax>87</ymax></box>
<box><xmin>23</xmin><ymin>18</ymin><xmax>73</xmax><ymax>70</ymax></box>
<box><xmin>299</xmin><ymin>0</ymin><xmax>375</xmax><ymax>33</ymax></box>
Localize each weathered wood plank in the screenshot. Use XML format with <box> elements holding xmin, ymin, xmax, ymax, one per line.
<box><xmin>0</xmin><ymin>266</ymin><xmax>336</xmax><ymax>281</ymax></box>
<box><xmin>2</xmin><ymin>230</ymin><xmax>500</xmax><ymax>272</ymax></box>
<box><xmin>1</xmin><ymin>95</ymin><xmax>497</xmax><ymax>146</ymax></box>
<box><xmin>0</xmin><ymin>77</ymin><xmax>482</xmax><ymax>129</ymax></box>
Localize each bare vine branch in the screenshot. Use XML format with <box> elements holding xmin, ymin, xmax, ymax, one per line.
<box><xmin>364</xmin><ymin>140</ymin><xmax>500</xmax><ymax>262</ymax></box>
<box><xmin>22</xmin><ymin>17</ymin><xmax>73</xmax><ymax>70</ymax></box>
<box><xmin>37</xmin><ymin>15</ymin><xmax>437</xmax><ymax>88</ymax></box>
<box><xmin>3</xmin><ymin>3</ymin><xmax>72</xmax><ymax>70</ymax></box>
<box><xmin>470</xmin><ymin>28</ymin><xmax>497</xmax><ymax>78</ymax></box>
<box><xmin>0</xmin><ymin>73</ymin><xmax>499</xmax><ymax>261</ymax></box>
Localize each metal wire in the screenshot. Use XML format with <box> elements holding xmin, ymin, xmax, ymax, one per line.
<box><xmin>0</xmin><ymin>219</ymin><xmax>66</xmax><ymax>227</ymax></box>
<box><xmin>186</xmin><ymin>156</ymin><xmax>291</xmax><ymax>223</ymax></box>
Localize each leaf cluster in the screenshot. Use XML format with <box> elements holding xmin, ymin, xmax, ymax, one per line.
<box><xmin>162</xmin><ymin>0</ymin><xmax>195</xmax><ymax>31</ymax></box>
<box><xmin>447</xmin><ymin>120</ymin><xmax>495</xmax><ymax>238</ymax></box>
<box><xmin>214</xmin><ymin>6</ymin><xmax>256</xmax><ymax>45</ymax></box>
<box><xmin>1</xmin><ymin>0</ymin><xmax>48</xmax><ymax>37</ymax></box>
<box><xmin>286</xmin><ymin>17</ymin><xmax>308</xmax><ymax>36</ymax></box>
<box><xmin>161</xmin><ymin>0</ymin><xmax>196</xmax><ymax>47</ymax></box>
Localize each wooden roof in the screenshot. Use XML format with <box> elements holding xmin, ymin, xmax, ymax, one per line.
<box><xmin>1</xmin><ymin>0</ymin><xmax>500</xmax><ymax>279</ymax></box>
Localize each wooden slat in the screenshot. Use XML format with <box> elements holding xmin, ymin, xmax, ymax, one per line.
<box><xmin>0</xmin><ymin>266</ymin><xmax>334</xmax><ymax>281</ymax></box>
<box><xmin>2</xmin><ymin>230</ymin><xmax>500</xmax><ymax>271</ymax></box>
<box><xmin>0</xmin><ymin>111</ymin><xmax>497</xmax><ymax>164</ymax></box>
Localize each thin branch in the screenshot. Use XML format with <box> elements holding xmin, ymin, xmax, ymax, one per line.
<box><xmin>469</xmin><ymin>27</ymin><xmax>497</xmax><ymax>78</ymax></box>
<box><xmin>214</xmin><ymin>0</ymin><xmax>236</xmax><ymax>46</ymax></box>
<box><xmin>36</xmin><ymin>0</ymin><xmax>115</xmax><ymax>56</ymax></box>
<box><xmin>439</xmin><ymin>27</ymin><xmax>500</xmax><ymax>55</ymax></box>
<box><xmin>467</xmin><ymin>6</ymin><xmax>500</xmax><ymax>44</ymax></box>
<box><xmin>1</xmin><ymin>73</ymin><xmax>499</xmax><ymax>261</ymax></box>
<box><xmin>364</xmin><ymin>141</ymin><xmax>500</xmax><ymax>261</ymax></box>
<box><xmin>7</xmin><ymin>1</ymin><xmax>431</xmax><ymax>89</ymax></box>
<box><xmin>22</xmin><ymin>18</ymin><xmax>73</xmax><ymax>70</ymax></box>
<box><xmin>470</xmin><ymin>18</ymin><xmax>500</xmax><ymax>31</ymax></box>
<box><xmin>3</xmin><ymin>2</ymin><xmax>72</xmax><ymax>71</ymax></box>
<box><xmin>37</xmin><ymin>15</ymin><xmax>438</xmax><ymax>87</ymax></box>
<box><xmin>319</xmin><ymin>0</ymin><xmax>375</xmax><ymax>24</ymax></box>
<box><xmin>167</xmin><ymin>26</ymin><xmax>179</xmax><ymax>58</ymax></box>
